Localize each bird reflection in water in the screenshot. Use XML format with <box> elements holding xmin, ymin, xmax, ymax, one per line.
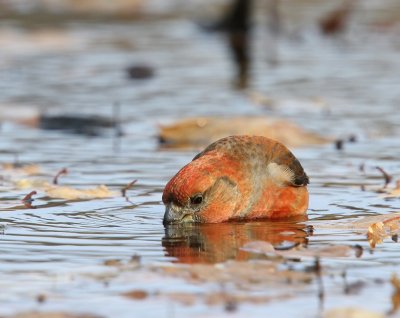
<box><xmin>162</xmin><ymin>217</ymin><xmax>311</xmax><ymax>264</ymax></box>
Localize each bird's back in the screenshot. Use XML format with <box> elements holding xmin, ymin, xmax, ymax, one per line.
<box><xmin>193</xmin><ymin>135</ymin><xmax>309</xmax><ymax>187</ymax></box>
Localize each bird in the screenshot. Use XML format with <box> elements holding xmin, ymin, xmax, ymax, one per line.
<box><xmin>162</xmin><ymin>135</ymin><xmax>309</xmax><ymax>224</ymax></box>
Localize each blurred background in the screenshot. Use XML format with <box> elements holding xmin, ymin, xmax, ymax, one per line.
<box><xmin>1</xmin><ymin>0</ymin><xmax>399</xmax><ymax>144</ymax></box>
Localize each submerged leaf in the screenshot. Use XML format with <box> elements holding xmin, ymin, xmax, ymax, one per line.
<box><xmin>155</xmin><ymin>260</ymin><xmax>313</xmax><ymax>286</ymax></box>
<box><xmin>241</xmin><ymin>241</ymin><xmax>354</xmax><ymax>258</ymax></box>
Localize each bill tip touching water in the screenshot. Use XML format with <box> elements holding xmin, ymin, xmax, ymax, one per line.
<box><xmin>162</xmin><ymin>135</ymin><xmax>309</xmax><ymax>224</ymax></box>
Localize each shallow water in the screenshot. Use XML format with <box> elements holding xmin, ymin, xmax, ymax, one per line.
<box><xmin>1</xmin><ymin>1</ymin><xmax>400</xmax><ymax>317</ymax></box>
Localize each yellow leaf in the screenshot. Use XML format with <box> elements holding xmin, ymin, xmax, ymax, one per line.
<box><xmin>45</xmin><ymin>185</ymin><xmax>115</xmax><ymax>200</ymax></box>
<box><xmin>324</xmin><ymin>307</ymin><xmax>384</xmax><ymax>318</ymax></box>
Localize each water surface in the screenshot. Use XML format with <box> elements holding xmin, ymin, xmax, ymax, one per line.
<box><xmin>1</xmin><ymin>2</ymin><xmax>400</xmax><ymax>316</ymax></box>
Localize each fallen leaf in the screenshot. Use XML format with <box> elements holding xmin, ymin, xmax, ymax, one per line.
<box><xmin>203</xmin><ymin>291</ymin><xmax>288</xmax><ymax>306</ymax></box>
<box><xmin>367</xmin><ymin>216</ymin><xmax>400</xmax><ymax>248</ymax></box>
<box><xmin>12</xmin><ymin>172</ymin><xmax>116</xmax><ymax>200</ymax></box>
<box><xmin>15</xmin><ymin>179</ymin><xmax>49</xmax><ymax>189</ymax></box>
<box><xmin>103</xmin><ymin>259</ymin><xmax>123</xmax><ymax>266</ymax></box>
<box><xmin>45</xmin><ymin>185</ymin><xmax>114</xmax><ymax>200</ymax></box>
<box><xmin>312</xmin><ymin>213</ymin><xmax>400</xmax><ymax>248</ymax></box>
<box><xmin>324</xmin><ymin>307</ymin><xmax>384</xmax><ymax>318</ymax></box>
<box><xmin>313</xmin><ymin>213</ymin><xmax>400</xmax><ymax>248</ymax></box>
<box><xmin>2</xmin><ymin>163</ymin><xmax>41</xmax><ymax>176</ymax></box>
<box><xmin>159</xmin><ymin>117</ymin><xmax>329</xmax><ymax>149</ymax></box>
<box><xmin>122</xmin><ymin>290</ymin><xmax>148</xmax><ymax>300</ymax></box>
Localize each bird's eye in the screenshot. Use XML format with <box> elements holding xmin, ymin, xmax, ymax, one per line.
<box><xmin>190</xmin><ymin>194</ymin><xmax>203</xmax><ymax>205</ymax></box>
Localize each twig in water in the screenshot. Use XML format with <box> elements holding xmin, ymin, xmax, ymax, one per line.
<box><xmin>22</xmin><ymin>190</ymin><xmax>37</xmax><ymax>209</ymax></box>
<box><xmin>375</xmin><ymin>166</ymin><xmax>392</xmax><ymax>188</ymax></box>
<box><xmin>348</xmin><ymin>135</ymin><xmax>357</xmax><ymax>143</ymax></box>
<box><xmin>342</xmin><ymin>270</ymin><xmax>348</xmax><ymax>294</ymax></box>
<box><xmin>113</xmin><ymin>102</ymin><xmax>123</xmax><ymax>152</ymax></box>
<box><xmin>53</xmin><ymin>168</ymin><xmax>68</xmax><ymax>185</ymax></box>
<box><xmin>121</xmin><ymin>179</ymin><xmax>138</xmax><ymax>197</ymax></box>
<box><xmin>353</xmin><ymin>244</ymin><xmax>363</xmax><ymax>258</ymax></box>
<box><xmin>334</xmin><ymin>139</ymin><xmax>344</xmax><ymax>150</ymax></box>
<box><xmin>225</xmin><ymin>299</ymin><xmax>238</xmax><ymax>313</ymax></box>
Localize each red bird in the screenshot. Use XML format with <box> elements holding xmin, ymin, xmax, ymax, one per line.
<box><xmin>162</xmin><ymin>135</ymin><xmax>309</xmax><ymax>224</ymax></box>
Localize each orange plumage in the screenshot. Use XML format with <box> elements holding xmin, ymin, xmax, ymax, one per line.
<box><xmin>162</xmin><ymin>135</ymin><xmax>309</xmax><ymax>224</ymax></box>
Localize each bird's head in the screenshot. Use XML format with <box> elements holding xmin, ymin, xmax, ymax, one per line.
<box><xmin>162</xmin><ymin>154</ymin><xmax>241</xmax><ymax>224</ymax></box>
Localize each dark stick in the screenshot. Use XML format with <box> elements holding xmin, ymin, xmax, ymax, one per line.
<box><xmin>121</xmin><ymin>179</ymin><xmax>138</xmax><ymax>197</ymax></box>
<box><xmin>375</xmin><ymin>166</ymin><xmax>392</xmax><ymax>188</ymax></box>
<box><xmin>53</xmin><ymin>168</ymin><xmax>68</xmax><ymax>185</ymax></box>
<box><xmin>22</xmin><ymin>190</ymin><xmax>37</xmax><ymax>209</ymax></box>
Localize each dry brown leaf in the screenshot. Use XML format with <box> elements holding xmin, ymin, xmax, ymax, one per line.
<box><xmin>159</xmin><ymin>117</ymin><xmax>329</xmax><ymax>149</ymax></box>
<box><xmin>313</xmin><ymin>213</ymin><xmax>400</xmax><ymax>248</ymax></box>
<box><xmin>13</xmin><ymin>175</ymin><xmax>115</xmax><ymax>200</ymax></box>
<box><xmin>44</xmin><ymin>185</ymin><xmax>114</xmax><ymax>200</ymax></box>
<box><xmin>324</xmin><ymin>307</ymin><xmax>384</xmax><ymax>318</ymax></box>
<box><xmin>367</xmin><ymin>216</ymin><xmax>400</xmax><ymax>248</ymax></box>
<box><xmin>2</xmin><ymin>163</ymin><xmax>41</xmax><ymax>176</ymax></box>
<box><xmin>241</xmin><ymin>241</ymin><xmax>354</xmax><ymax>258</ymax></box>
<box><xmin>122</xmin><ymin>290</ymin><xmax>148</xmax><ymax>300</ymax></box>
<box><xmin>103</xmin><ymin>259</ymin><xmax>123</xmax><ymax>266</ymax></box>
<box><xmin>15</xmin><ymin>179</ymin><xmax>50</xmax><ymax>189</ymax></box>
